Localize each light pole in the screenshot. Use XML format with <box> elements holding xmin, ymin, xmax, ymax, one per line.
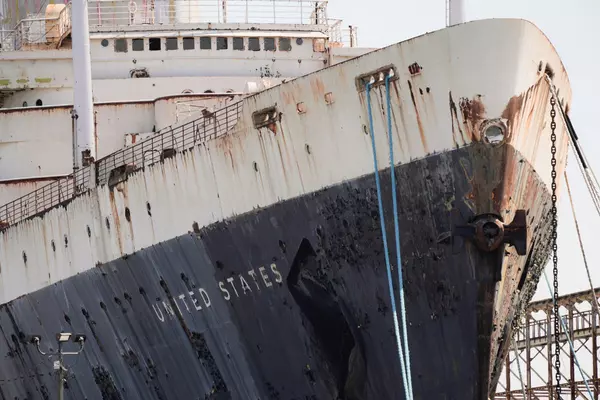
<box><xmin>30</xmin><ymin>332</ymin><xmax>86</xmax><ymax>400</ymax></box>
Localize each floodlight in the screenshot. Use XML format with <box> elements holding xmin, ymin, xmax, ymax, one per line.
<box><xmin>56</xmin><ymin>333</ymin><xmax>72</xmax><ymax>343</ymax></box>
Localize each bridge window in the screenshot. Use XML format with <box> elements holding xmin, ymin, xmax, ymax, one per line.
<box><xmin>216</xmin><ymin>37</ymin><xmax>228</xmax><ymax>50</ymax></box>
<box><xmin>264</xmin><ymin>37</ymin><xmax>275</xmax><ymax>51</ymax></box>
<box><xmin>233</xmin><ymin>37</ymin><xmax>244</xmax><ymax>50</ymax></box>
<box><xmin>279</xmin><ymin>37</ymin><xmax>292</xmax><ymax>51</ymax></box>
<box><xmin>248</xmin><ymin>37</ymin><xmax>260</xmax><ymax>51</ymax></box>
<box><xmin>166</xmin><ymin>37</ymin><xmax>178</xmax><ymax>50</ymax></box>
<box><xmin>149</xmin><ymin>38</ymin><xmax>161</xmax><ymax>51</ymax></box>
<box><xmin>200</xmin><ymin>37</ymin><xmax>211</xmax><ymax>50</ymax></box>
<box><xmin>132</xmin><ymin>38</ymin><xmax>144</xmax><ymax>51</ymax></box>
<box><xmin>114</xmin><ymin>38</ymin><xmax>127</xmax><ymax>52</ymax></box>
<box><xmin>183</xmin><ymin>37</ymin><xmax>194</xmax><ymax>50</ymax></box>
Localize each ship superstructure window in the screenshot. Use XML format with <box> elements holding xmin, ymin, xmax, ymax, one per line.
<box><xmin>149</xmin><ymin>38</ymin><xmax>161</xmax><ymax>51</ymax></box>
<box><xmin>264</xmin><ymin>37</ymin><xmax>275</xmax><ymax>51</ymax></box>
<box><xmin>217</xmin><ymin>37</ymin><xmax>228</xmax><ymax>50</ymax></box>
<box><xmin>183</xmin><ymin>37</ymin><xmax>194</xmax><ymax>50</ymax></box>
<box><xmin>166</xmin><ymin>37</ymin><xmax>178</xmax><ymax>50</ymax></box>
<box><xmin>114</xmin><ymin>38</ymin><xmax>127</xmax><ymax>52</ymax></box>
<box><xmin>279</xmin><ymin>38</ymin><xmax>291</xmax><ymax>51</ymax></box>
<box><xmin>101</xmin><ymin>39</ymin><xmax>109</xmax><ymax>47</ymax></box>
<box><xmin>132</xmin><ymin>38</ymin><xmax>144</xmax><ymax>51</ymax></box>
<box><xmin>248</xmin><ymin>37</ymin><xmax>260</xmax><ymax>51</ymax></box>
<box><xmin>200</xmin><ymin>37</ymin><xmax>211</xmax><ymax>49</ymax></box>
<box><xmin>233</xmin><ymin>37</ymin><xmax>244</xmax><ymax>50</ymax></box>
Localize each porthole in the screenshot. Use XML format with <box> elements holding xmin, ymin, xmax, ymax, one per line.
<box><xmin>101</xmin><ymin>39</ymin><xmax>109</xmax><ymax>47</ymax></box>
<box><xmin>296</xmin><ymin>38</ymin><xmax>304</xmax><ymax>46</ymax></box>
<box><xmin>35</xmin><ymin>99</ymin><xmax>42</xmax><ymax>106</ymax></box>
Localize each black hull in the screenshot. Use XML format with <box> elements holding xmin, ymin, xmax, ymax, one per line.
<box><xmin>0</xmin><ymin>145</ymin><xmax>547</xmax><ymax>400</ymax></box>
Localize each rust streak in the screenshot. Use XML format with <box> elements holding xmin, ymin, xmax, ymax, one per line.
<box><xmin>108</xmin><ymin>190</ymin><xmax>123</xmax><ymax>255</ymax></box>
<box><xmin>392</xmin><ymin>81</ymin><xmax>411</xmax><ymax>154</ymax></box>
<box><xmin>407</xmin><ymin>80</ymin><xmax>429</xmax><ymax>153</ymax></box>
<box><xmin>310</xmin><ymin>77</ymin><xmax>326</xmax><ymax>103</ymax></box>
<box><xmin>459</xmin><ymin>96</ymin><xmax>486</xmax><ymax>141</ymax></box>
<box><xmin>448</xmin><ymin>91</ymin><xmax>462</xmax><ymax>147</ymax></box>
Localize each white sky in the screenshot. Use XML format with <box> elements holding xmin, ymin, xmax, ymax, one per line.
<box><xmin>328</xmin><ymin>0</ymin><xmax>600</xmax><ymax>302</ymax></box>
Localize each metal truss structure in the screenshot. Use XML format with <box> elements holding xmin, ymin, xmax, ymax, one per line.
<box><xmin>493</xmin><ymin>287</ymin><xmax>600</xmax><ymax>399</ymax></box>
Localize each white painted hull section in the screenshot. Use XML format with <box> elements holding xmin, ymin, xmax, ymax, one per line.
<box><xmin>0</xmin><ymin>17</ymin><xmax>570</xmax><ymax>312</ymax></box>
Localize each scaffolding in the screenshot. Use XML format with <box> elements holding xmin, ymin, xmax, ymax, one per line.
<box><xmin>493</xmin><ymin>287</ymin><xmax>600</xmax><ymax>399</ymax></box>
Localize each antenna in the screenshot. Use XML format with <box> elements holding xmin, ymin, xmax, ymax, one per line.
<box><xmin>71</xmin><ymin>0</ymin><xmax>96</xmax><ymax>168</ymax></box>
<box><xmin>447</xmin><ymin>0</ymin><xmax>466</xmax><ymax>27</ymax></box>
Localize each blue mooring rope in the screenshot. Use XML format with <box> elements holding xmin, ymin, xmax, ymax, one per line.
<box><xmin>385</xmin><ymin>74</ymin><xmax>414</xmax><ymax>397</ymax></box>
<box><xmin>366</xmin><ymin>76</ymin><xmax>414</xmax><ymax>400</ymax></box>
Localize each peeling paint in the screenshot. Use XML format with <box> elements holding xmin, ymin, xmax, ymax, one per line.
<box><xmin>0</xmin><ymin>18</ymin><xmax>573</xmax><ymax>400</ymax></box>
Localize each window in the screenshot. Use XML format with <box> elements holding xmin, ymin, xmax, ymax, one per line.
<box><xmin>264</xmin><ymin>38</ymin><xmax>275</xmax><ymax>51</ymax></box>
<box><xmin>132</xmin><ymin>38</ymin><xmax>144</xmax><ymax>51</ymax></box>
<box><xmin>216</xmin><ymin>37</ymin><xmax>228</xmax><ymax>50</ymax></box>
<box><xmin>313</xmin><ymin>38</ymin><xmax>326</xmax><ymax>52</ymax></box>
<box><xmin>248</xmin><ymin>37</ymin><xmax>260</xmax><ymax>51</ymax></box>
<box><xmin>149</xmin><ymin>38</ymin><xmax>161</xmax><ymax>51</ymax></box>
<box><xmin>101</xmin><ymin>39</ymin><xmax>109</xmax><ymax>47</ymax></box>
<box><xmin>232</xmin><ymin>37</ymin><xmax>244</xmax><ymax>50</ymax></box>
<box><xmin>114</xmin><ymin>38</ymin><xmax>127</xmax><ymax>52</ymax></box>
<box><xmin>36</xmin><ymin>99</ymin><xmax>43</xmax><ymax>106</ymax></box>
<box><xmin>200</xmin><ymin>37</ymin><xmax>211</xmax><ymax>49</ymax></box>
<box><xmin>279</xmin><ymin>38</ymin><xmax>291</xmax><ymax>51</ymax></box>
<box><xmin>166</xmin><ymin>37</ymin><xmax>178</xmax><ymax>50</ymax></box>
<box><xmin>183</xmin><ymin>37</ymin><xmax>194</xmax><ymax>50</ymax></box>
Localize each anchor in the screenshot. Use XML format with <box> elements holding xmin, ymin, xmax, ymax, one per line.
<box><xmin>452</xmin><ymin>210</ymin><xmax>528</xmax><ymax>256</ymax></box>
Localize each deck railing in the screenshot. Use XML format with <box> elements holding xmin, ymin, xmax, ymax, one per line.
<box><xmin>1</xmin><ymin>0</ymin><xmax>360</xmax><ymax>51</ymax></box>
<box><xmin>0</xmin><ymin>98</ymin><xmax>244</xmax><ymax>230</ymax></box>
<box><xmin>88</xmin><ymin>0</ymin><xmax>328</xmax><ymax>26</ymax></box>
<box><xmin>0</xmin><ymin>2</ymin><xmax>71</xmax><ymax>51</ymax></box>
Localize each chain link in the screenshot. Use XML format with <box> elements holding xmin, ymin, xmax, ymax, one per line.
<box><xmin>550</xmin><ymin>94</ymin><xmax>561</xmax><ymax>398</ymax></box>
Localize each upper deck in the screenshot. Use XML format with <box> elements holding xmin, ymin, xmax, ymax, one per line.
<box><xmin>0</xmin><ymin>0</ymin><xmax>358</xmax><ymax>52</ymax></box>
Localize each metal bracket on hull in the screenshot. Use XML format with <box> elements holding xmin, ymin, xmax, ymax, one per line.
<box><xmin>452</xmin><ymin>210</ymin><xmax>528</xmax><ymax>256</ymax></box>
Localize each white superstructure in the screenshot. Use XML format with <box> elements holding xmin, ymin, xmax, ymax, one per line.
<box><xmin>0</xmin><ymin>0</ymin><xmax>373</xmax><ymax>205</ymax></box>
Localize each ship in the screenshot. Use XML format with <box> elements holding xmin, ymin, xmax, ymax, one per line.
<box><xmin>0</xmin><ymin>0</ymin><xmax>572</xmax><ymax>399</ymax></box>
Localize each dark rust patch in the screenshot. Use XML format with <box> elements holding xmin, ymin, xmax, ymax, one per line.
<box><xmin>449</xmin><ymin>91</ymin><xmax>467</xmax><ymax>147</ymax></box>
<box><xmin>501</xmin><ymin>94</ymin><xmax>524</xmax><ymax>123</ymax></box>
<box><xmin>459</xmin><ymin>96</ymin><xmax>486</xmax><ymax>141</ymax></box>
<box><xmin>407</xmin><ymin>80</ymin><xmax>429</xmax><ymax>153</ymax></box>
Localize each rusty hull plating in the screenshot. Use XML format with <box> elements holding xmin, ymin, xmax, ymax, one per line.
<box><xmin>0</xmin><ymin>18</ymin><xmax>571</xmax><ymax>399</ymax></box>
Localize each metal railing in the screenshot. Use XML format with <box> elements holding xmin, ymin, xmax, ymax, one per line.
<box><xmin>174</xmin><ymin>94</ymin><xmax>243</xmax><ymax>123</ymax></box>
<box><xmin>327</xmin><ymin>18</ymin><xmax>357</xmax><ymax>47</ymax></box>
<box><xmin>0</xmin><ymin>2</ymin><xmax>71</xmax><ymax>51</ymax></box>
<box><xmin>88</xmin><ymin>0</ymin><xmax>329</xmax><ymax>27</ymax></box>
<box><xmin>0</xmin><ymin>167</ymin><xmax>89</xmax><ymax>229</ymax></box>
<box><xmin>96</xmin><ymin>99</ymin><xmax>243</xmax><ymax>186</ymax></box>
<box><xmin>0</xmin><ymin>98</ymin><xmax>244</xmax><ymax>230</ymax></box>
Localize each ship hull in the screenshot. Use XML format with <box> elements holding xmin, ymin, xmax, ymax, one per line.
<box><xmin>0</xmin><ymin>143</ymin><xmax>549</xmax><ymax>400</ymax></box>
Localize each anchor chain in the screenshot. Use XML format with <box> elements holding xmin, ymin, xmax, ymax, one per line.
<box><xmin>549</xmin><ymin>94</ymin><xmax>561</xmax><ymax>398</ymax></box>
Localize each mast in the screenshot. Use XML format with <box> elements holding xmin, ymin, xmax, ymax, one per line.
<box><xmin>447</xmin><ymin>0</ymin><xmax>466</xmax><ymax>26</ymax></box>
<box><xmin>71</xmin><ymin>0</ymin><xmax>96</xmax><ymax>168</ymax></box>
